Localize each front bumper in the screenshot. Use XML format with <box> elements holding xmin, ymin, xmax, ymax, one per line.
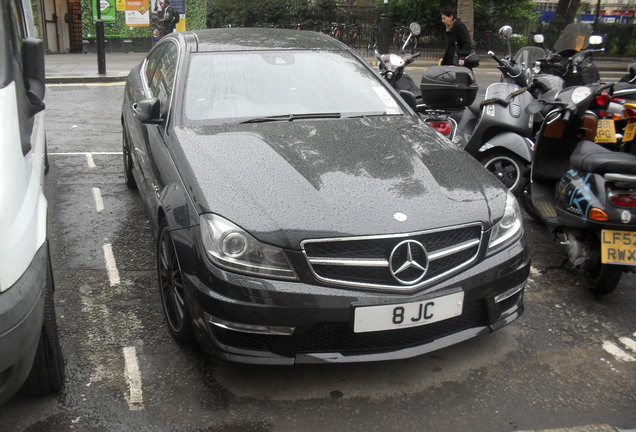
<box><xmin>177</xmin><ymin>231</ymin><xmax>530</xmax><ymax>365</ymax></box>
<box><xmin>0</xmin><ymin>243</ymin><xmax>48</xmax><ymax>405</ymax></box>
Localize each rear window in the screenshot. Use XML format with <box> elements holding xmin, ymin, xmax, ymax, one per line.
<box><xmin>183</xmin><ymin>50</ymin><xmax>403</xmax><ymax>124</ymax></box>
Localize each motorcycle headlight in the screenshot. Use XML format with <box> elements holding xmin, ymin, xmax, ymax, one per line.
<box><xmin>487</xmin><ymin>192</ymin><xmax>523</xmax><ymax>256</ymax></box>
<box><xmin>200</xmin><ymin>214</ymin><xmax>298</xmax><ymax>280</ymax></box>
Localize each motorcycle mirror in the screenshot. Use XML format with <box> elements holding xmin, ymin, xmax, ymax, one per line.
<box><xmin>589</xmin><ymin>35</ymin><xmax>603</xmax><ymax>46</ymax></box>
<box><xmin>409</xmin><ymin>22</ymin><xmax>421</xmax><ymax>36</ymax></box>
<box><xmin>389</xmin><ymin>54</ymin><xmax>405</xmax><ymax>68</ymax></box>
<box><xmin>534</xmin><ymin>34</ymin><xmax>545</xmax><ymax>44</ymax></box>
<box><xmin>498</xmin><ymin>26</ymin><xmax>513</xmax><ymax>40</ymax></box>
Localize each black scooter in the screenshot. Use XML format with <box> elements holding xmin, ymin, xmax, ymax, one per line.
<box><xmin>532</xmin><ymin>23</ymin><xmax>605</xmax><ymax>88</ymax></box>
<box><xmin>523</xmin><ymin>83</ymin><xmax>636</xmax><ymax>295</ymax></box>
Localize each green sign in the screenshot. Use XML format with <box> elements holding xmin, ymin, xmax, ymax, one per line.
<box><xmin>93</xmin><ymin>0</ymin><xmax>117</xmax><ymax>21</ymax></box>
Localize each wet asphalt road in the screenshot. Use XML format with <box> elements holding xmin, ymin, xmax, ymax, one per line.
<box><xmin>0</xmin><ymin>76</ymin><xmax>634</xmax><ymax>432</ymax></box>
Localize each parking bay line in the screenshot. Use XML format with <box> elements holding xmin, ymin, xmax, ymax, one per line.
<box><xmin>602</xmin><ymin>340</ymin><xmax>636</xmax><ymax>362</ymax></box>
<box><xmin>92</xmin><ymin>187</ymin><xmax>104</xmax><ymax>212</ymax></box>
<box><xmin>123</xmin><ymin>346</ymin><xmax>144</xmax><ymax>411</ymax></box>
<box><xmin>103</xmin><ymin>243</ymin><xmax>121</xmax><ymax>286</ymax></box>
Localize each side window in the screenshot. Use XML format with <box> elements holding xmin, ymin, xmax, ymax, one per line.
<box><xmin>148</xmin><ymin>42</ymin><xmax>178</xmax><ymax>113</ymax></box>
<box><xmin>145</xmin><ymin>44</ymin><xmax>165</xmax><ymax>84</ymax></box>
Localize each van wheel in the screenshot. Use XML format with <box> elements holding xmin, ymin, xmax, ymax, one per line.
<box><xmin>123</xmin><ymin>129</ymin><xmax>137</xmax><ymax>189</ymax></box>
<box><xmin>479</xmin><ymin>151</ymin><xmax>527</xmax><ymax>196</ymax></box>
<box><xmin>21</xmin><ymin>256</ymin><xmax>65</xmax><ymax>395</ymax></box>
<box><xmin>157</xmin><ymin>219</ymin><xmax>194</xmax><ymax>343</ymax></box>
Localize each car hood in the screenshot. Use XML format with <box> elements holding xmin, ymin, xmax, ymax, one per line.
<box><xmin>173</xmin><ymin>116</ymin><xmax>507</xmax><ymax>249</ymax></box>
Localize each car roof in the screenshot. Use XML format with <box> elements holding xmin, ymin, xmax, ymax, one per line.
<box><xmin>172</xmin><ymin>28</ymin><xmax>348</xmax><ymax>53</ymax></box>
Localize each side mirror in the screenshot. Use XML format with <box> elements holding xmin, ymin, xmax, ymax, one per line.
<box><xmin>534</xmin><ymin>34</ymin><xmax>545</xmax><ymax>44</ymax></box>
<box><xmin>399</xmin><ymin>90</ymin><xmax>417</xmax><ymax>111</ymax></box>
<box><xmin>498</xmin><ymin>26</ymin><xmax>513</xmax><ymax>40</ymax></box>
<box><xmin>133</xmin><ymin>98</ymin><xmax>163</xmax><ymax>124</ymax></box>
<box><xmin>409</xmin><ymin>22</ymin><xmax>421</xmax><ymax>37</ymax></box>
<box><xmin>22</xmin><ymin>37</ymin><xmax>46</xmax><ymax>116</ymax></box>
<box><xmin>589</xmin><ymin>35</ymin><xmax>603</xmax><ymax>46</ymax></box>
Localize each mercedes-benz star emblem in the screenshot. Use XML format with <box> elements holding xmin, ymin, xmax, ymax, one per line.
<box><xmin>389</xmin><ymin>240</ymin><xmax>429</xmax><ymax>285</ymax></box>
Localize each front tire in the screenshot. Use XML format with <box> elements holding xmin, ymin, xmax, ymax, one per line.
<box><xmin>479</xmin><ymin>151</ymin><xmax>528</xmax><ymax>196</ymax></box>
<box><xmin>21</xmin><ymin>253</ymin><xmax>65</xmax><ymax>396</ymax></box>
<box><xmin>157</xmin><ymin>220</ymin><xmax>194</xmax><ymax>343</ymax></box>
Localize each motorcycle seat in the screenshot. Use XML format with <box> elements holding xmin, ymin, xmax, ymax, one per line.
<box><xmin>570</xmin><ymin>140</ymin><xmax>636</xmax><ymax>175</ymax></box>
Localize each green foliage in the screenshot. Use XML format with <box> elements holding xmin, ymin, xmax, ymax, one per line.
<box><xmin>595</xmin><ymin>23</ymin><xmax>636</xmax><ymax>56</ymax></box>
<box><xmin>473</xmin><ymin>0</ymin><xmax>538</xmax><ymax>34</ymax></box>
<box><xmin>186</xmin><ymin>0</ymin><xmax>207</xmax><ymax>30</ymax></box>
<box><xmin>206</xmin><ymin>0</ymin><xmax>358</xmax><ymax>28</ymax></box>
<box><xmin>388</xmin><ymin>0</ymin><xmax>443</xmax><ymax>29</ymax></box>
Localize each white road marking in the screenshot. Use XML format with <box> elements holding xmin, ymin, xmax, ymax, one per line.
<box><xmin>602</xmin><ymin>340</ymin><xmax>636</xmax><ymax>362</ymax></box>
<box><xmin>123</xmin><ymin>346</ymin><xmax>144</xmax><ymax>411</ymax></box>
<box><xmin>47</xmin><ymin>82</ymin><xmax>125</xmax><ymax>87</ymax></box>
<box><xmin>86</xmin><ymin>153</ymin><xmax>96</xmax><ymax>168</ymax></box>
<box><xmin>92</xmin><ymin>187</ymin><xmax>104</xmax><ymax>212</ymax></box>
<box><xmin>103</xmin><ymin>243</ymin><xmax>121</xmax><ymax>286</ymax></box>
<box><xmin>619</xmin><ymin>336</ymin><xmax>636</xmax><ymax>353</ymax></box>
<box><xmin>49</xmin><ymin>151</ymin><xmax>123</xmax><ymax>155</ymax></box>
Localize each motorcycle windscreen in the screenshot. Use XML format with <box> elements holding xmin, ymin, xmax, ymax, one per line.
<box><xmin>553</xmin><ymin>23</ymin><xmax>593</xmax><ymax>52</ymax></box>
<box><xmin>513</xmin><ymin>46</ymin><xmax>545</xmax><ymax>67</ymax></box>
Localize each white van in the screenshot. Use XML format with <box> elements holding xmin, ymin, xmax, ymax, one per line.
<box><xmin>0</xmin><ymin>0</ymin><xmax>64</xmax><ymax>405</ymax></box>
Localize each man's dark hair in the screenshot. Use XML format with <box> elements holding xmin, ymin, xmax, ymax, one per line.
<box><xmin>440</xmin><ymin>6</ymin><xmax>456</xmax><ymax>18</ymax></box>
<box><xmin>163</xmin><ymin>0</ymin><xmax>170</xmax><ymax>4</ymax></box>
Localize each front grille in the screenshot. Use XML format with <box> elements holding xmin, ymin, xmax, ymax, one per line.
<box><xmin>302</xmin><ymin>223</ymin><xmax>483</xmax><ymax>291</ymax></box>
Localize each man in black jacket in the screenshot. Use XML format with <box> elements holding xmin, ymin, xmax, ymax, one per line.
<box><xmin>439</xmin><ymin>6</ymin><xmax>475</xmax><ymax>68</ymax></box>
<box><xmin>160</xmin><ymin>0</ymin><xmax>179</xmax><ymax>36</ymax></box>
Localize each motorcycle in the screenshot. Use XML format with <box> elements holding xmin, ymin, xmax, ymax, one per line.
<box><xmin>376</xmin><ymin>24</ymin><xmax>534</xmax><ymax>195</ymax></box>
<box><xmin>532</xmin><ymin>23</ymin><xmax>605</xmax><ymax>88</ymax></box>
<box><xmin>523</xmin><ymin>83</ymin><xmax>636</xmax><ymax>295</ymax></box>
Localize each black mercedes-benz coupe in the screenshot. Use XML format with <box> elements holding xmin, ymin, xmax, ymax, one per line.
<box><xmin>121</xmin><ymin>28</ymin><xmax>530</xmax><ymax>364</ymax></box>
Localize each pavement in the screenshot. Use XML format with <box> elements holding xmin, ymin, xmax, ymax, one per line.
<box><xmin>44</xmin><ymin>51</ymin><xmax>633</xmax><ymax>83</ymax></box>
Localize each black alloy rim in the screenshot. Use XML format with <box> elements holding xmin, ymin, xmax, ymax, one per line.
<box><xmin>158</xmin><ymin>230</ymin><xmax>187</xmax><ymax>332</ymax></box>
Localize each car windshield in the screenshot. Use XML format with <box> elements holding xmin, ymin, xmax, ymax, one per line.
<box><xmin>183</xmin><ymin>50</ymin><xmax>404</xmax><ymax>124</ymax></box>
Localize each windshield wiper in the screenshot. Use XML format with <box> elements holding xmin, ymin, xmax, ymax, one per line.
<box><xmin>240</xmin><ymin>113</ymin><xmax>342</xmax><ymax>124</ymax></box>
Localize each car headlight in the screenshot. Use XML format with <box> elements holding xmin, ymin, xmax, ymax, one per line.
<box><xmin>487</xmin><ymin>192</ymin><xmax>523</xmax><ymax>255</ymax></box>
<box><xmin>200</xmin><ymin>214</ymin><xmax>298</xmax><ymax>280</ymax></box>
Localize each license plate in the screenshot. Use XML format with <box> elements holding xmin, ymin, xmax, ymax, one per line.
<box><xmin>353</xmin><ymin>291</ymin><xmax>464</xmax><ymax>333</ymax></box>
<box><xmin>601</xmin><ymin>229</ymin><xmax>636</xmax><ymax>265</ymax></box>
<box><xmin>595</xmin><ymin>119</ymin><xmax>617</xmax><ymax>143</ymax></box>
<box><xmin>623</xmin><ymin>122</ymin><xmax>636</xmax><ymax>142</ymax></box>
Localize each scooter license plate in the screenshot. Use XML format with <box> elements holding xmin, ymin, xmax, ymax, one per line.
<box><xmin>623</xmin><ymin>122</ymin><xmax>636</xmax><ymax>142</ymax></box>
<box><xmin>595</xmin><ymin>119</ymin><xmax>617</xmax><ymax>144</ymax></box>
<box><xmin>601</xmin><ymin>230</ymin><xmax>636</xmax><ymax>265</ymax></box>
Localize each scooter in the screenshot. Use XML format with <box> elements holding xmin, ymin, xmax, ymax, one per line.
<box><xmin>532</xmin><ymin>23</ymin><xmax>604</xmax><ymax>88</ymax></box>
<box><xmin>523</xmin><ymin>83</ymin><xmax>636</xmax><ymax>295</ymax></box>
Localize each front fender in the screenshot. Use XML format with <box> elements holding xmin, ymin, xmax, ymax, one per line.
<box><xmin>479</xmin><ymin>132</ymin><xmax>533</xmax><ymax>162</ymax></box>
<box><xmin>159</xmin><ymin>183</ymin><xmax>198</xmax><ymax>233</ymax></box>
